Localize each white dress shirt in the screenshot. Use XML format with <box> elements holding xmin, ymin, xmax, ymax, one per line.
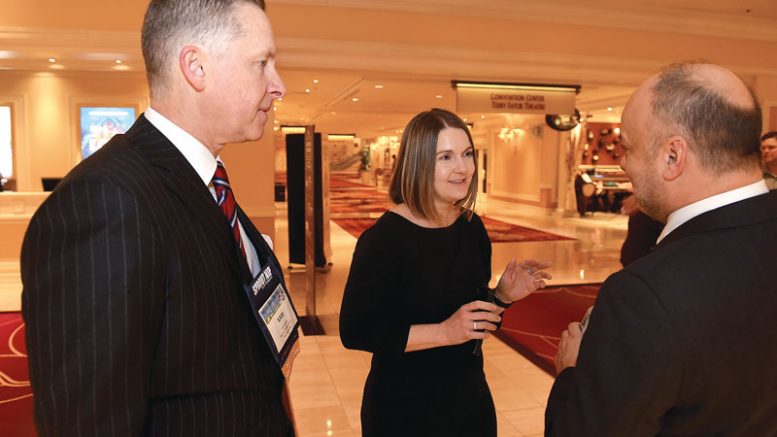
<box><xmin>657</xmin><ymin>180</ymin><xmax>768</xmax><ymax>243</ymax></box>
<box><xmin>144</xmin><ymin>107</ymin><xmax>261</xmax><ymax>275</ymax></box>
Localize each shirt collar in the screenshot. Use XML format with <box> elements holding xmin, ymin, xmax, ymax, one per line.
<box><xmin>657</xmin><ymin>180</ymin><xmax>768</xmax><ymax>243</ymax></box>
<box><xmin>144</xmin><ymin>107</ymin><xmax>218</xmax><ymax>186</ymax></box>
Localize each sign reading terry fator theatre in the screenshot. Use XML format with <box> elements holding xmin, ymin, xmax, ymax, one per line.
<box><xmin>453</xmin><ymin>81</ymin><xmax>579</xmax><ymax>115</ymax></box>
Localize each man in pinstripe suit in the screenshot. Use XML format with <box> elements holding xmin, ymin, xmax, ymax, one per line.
<box><xmin>20</xmin><ymin>0</ymin><xmax>296</xmax><ymax>435</ymax></box>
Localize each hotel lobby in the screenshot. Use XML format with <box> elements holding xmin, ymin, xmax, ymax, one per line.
<box><xmin>2</xmin><ymin>1</ymin><xmax>777</xmax><ymax>435</ymax></box>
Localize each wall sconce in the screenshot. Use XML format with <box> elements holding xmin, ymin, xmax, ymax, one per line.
<box><xmin>498</xmin><ymin>127</ymin><xmax>525</xmax><ymax>143</ymax></box>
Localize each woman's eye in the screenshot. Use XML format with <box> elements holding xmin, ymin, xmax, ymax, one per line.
<box><xmin>464</xmin><ymin>150</ymin><xmax>474</xmax><ymax>157</ymax></box>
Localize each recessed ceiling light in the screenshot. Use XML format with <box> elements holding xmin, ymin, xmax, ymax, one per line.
<box><xmin>115</xmin><ymin>59</ymin><xmax>123</xmax><ymax>64</ymax></box>
<box><xmin>435</xmin><ymin>95</ymin><xmax>443</xmax><ymax>99</ymax></box>
<box><xmin>277</xmin><ymin>97</ymin><xmax>283</xmax><ymax>101</ymax></box>
<box><xmin>374</xmin><ymin>84</ymin><xmax>384</xmax><ymax>89</ymax></box>
<box><xmin>480</xmin><ymin>115</ymin><xmax>486</xmax><ymax>119</ymax></box>
<box><xmin>463</xmin><ymin>118</ymin><xmax>468</xmax><ymax>122</ymax></box>
<box><xmin>305</xmin><ymin>88</ymin><xmax>311</xmax><ymax>93</ymax></box>
<box><xmin>607</xmin><ymin>107</ymin><xmax>613</xmax><ymax>112</ymax></box>
<box><xmin>48</xmin><ymin>57</ymin><xmax>56</xmax><ymax>63</ymax></box>
<box><xmin>352</xmin><ymin>97</ymin><xmax>359</xmax><ymax>102</ymax></box>
<box><xmin>313</xmin><ymin>79</ymin><xmax>319</xmax><ymax>84</ymax></box>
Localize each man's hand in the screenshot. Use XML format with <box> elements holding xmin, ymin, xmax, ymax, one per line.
<box><xmin>555</xmin><ymin>322</ymin><xmax>583</xmax><ymax>374</ymax></box>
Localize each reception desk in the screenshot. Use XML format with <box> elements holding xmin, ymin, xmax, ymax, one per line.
<box><xmin>0</xmin><ymin>192</ymin><xmax>48</xmax><ymax>310</ymax></box>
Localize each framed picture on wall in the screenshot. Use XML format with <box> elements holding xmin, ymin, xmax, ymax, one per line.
<box><xmin>79</xmin><ymin>106</ymin><xmax>136</xmax><ymax>159</ymax></box>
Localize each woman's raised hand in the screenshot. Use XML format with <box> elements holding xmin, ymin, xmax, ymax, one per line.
<box><xmin>495</xmin><ymin>259</ymin><xmax>552</xmax><ymax>304</ymax></box>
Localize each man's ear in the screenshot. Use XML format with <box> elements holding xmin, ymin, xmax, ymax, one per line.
<box><xmin>179</xmin><ymin>45</ymin><xmax>206</xmax><ymax>92</ymax></box>
<box><xmin>660</xmin><ymin>135</ymin><xmax>688</xmax><ymax>181</ymax></box>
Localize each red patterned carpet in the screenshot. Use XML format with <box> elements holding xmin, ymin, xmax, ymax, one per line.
<box><xmin>328</xmin><ymin>176</ymin><xmax>574</xmax><ymax>243</ymax></box>
<box><xmin>332</xmin><ymin>216</ymin><xmax>574</xmax><ymax>243</ymax></box>
<box><xmin>494</xmin><ymin>284</ymin><xmax>601</xmax><ymax>375</ymax></box>
<box><xmin>0</xmin><ymin>312</ymin><xmax>35</xmax><ymax>437</ymax></box>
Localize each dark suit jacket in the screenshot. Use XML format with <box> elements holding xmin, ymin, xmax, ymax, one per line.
<box><xmin>546</xmin><ymin>190</ymin><xmax>777</xmax><ymax>436</ymax></box>
<box><xmin>21</xmin><ymin>115</ymin><xmax>293</xmax><ymax>436</ymax></box>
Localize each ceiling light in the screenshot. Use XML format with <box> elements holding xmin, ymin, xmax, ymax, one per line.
<box><xmin>305</xmin><ymin>88</ymin><xmax>311</xmax><ymax>94</ymax></box>
<box><xmin>313</xmin><ymin>79</ymin><xmax>319</xmax><ymax>84</ymax></box>
<box><xmin>435</xmin><ymin>95</ymin><xmax>443</xmax><ymax>99</ymax></box>
<box><xmin>351</xmin><ymin>97</ymin><xmax>359</xmax><ymax>102</ymax></box>
<box><xmin>374</xmin><ymin>84</ymin><xmax>384</xmax><ymax>89</ymax></box>
<box><xmin>481</xmin><ymin>115</ymin><xmax>486</xmax><ymax>119</ymax></box>
<box><xmin>48</xmin><ymin>57</ymin><xmax>56</xmax><ymax>63</ymax></box>
<box><xmin>328</xmin><ymin>133</ymin><xmax>356</xmax><ymax>141</ymax></box>
<box><xmin>607</xmin><ymin>107</ymin><xmax>613</xmax><ymax>112</ymax></box>
<box><xmin>463</xmin><ymin>118</ymin><xmax>468</xmax><ymax>122</ymax></box>
<box><xmin>281</xmin><ymin>125</ymin><xmax>306</xmax><ymax>134</ymax></box>
<box><xmin>452</xmin><ymin>80</ymin><xmax>580</xmax><ymax>94</ymax></box>
<box><xmin>114</xmin><ymin>59</ymin><xmax>122</xmax><ymax>64</ymax></box>
<box><xmin>277</xmin><ymin>97</ymin><xmax>283</xmax><ymax>101</ymax></box>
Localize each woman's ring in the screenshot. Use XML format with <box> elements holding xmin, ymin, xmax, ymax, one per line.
<box><xmin>473</xmin><ymin>321</ymin><xmax>478</xmax><ymax>331</ymax></box>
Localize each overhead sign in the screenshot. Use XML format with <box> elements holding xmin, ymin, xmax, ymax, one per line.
<box><xmin>454</xmin><ymin>81</ymin><xmax>579</xmax><ymax>115</ymax></box>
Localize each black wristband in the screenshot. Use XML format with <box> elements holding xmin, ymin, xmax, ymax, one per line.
<box><xmin>493</xmin><ymin>295</ymin><xmax>513</xmax><ymax>309</ymax></box>
<box><xmin>485</xmin><ymin>287</ymin><xmax>512</xmax><ymax>308</ymax></box>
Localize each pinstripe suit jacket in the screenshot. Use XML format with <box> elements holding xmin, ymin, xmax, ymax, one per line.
<box><xmin>21</xmin><ymin>115</ymin><xmax>293</xmax><ymax>436</ymax></box>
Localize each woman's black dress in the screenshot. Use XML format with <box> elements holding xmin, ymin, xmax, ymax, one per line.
<box><xmin>340</xmin><ymin>211</ymin><xmax>497</xmax><ymax>437</ymax></box>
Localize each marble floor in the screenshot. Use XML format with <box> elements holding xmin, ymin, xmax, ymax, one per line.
<box><xmin>279</xmin><ymin>196</ymin><xmax>628</xmax><ymax>437</ymax></box>
<box><xmin>1</xmin><ymin>195</ymin><xmax>629</xmax><ymax>436</ymax></box>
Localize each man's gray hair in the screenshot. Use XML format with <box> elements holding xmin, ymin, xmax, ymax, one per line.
<box><xmin>650</xmin><ymin>62</ymin><xmax>762</xmax><ymax>173</ymax></box>
<box><xmin>141</xmin><ymin>0</ymin><xmax>266</xmax><ymax>96</ymax></box>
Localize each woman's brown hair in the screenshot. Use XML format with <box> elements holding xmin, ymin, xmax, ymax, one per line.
<box><xmin>388</xmin><ymin>108</ymin><xmax>478</xmax><ymax>224</ymax></box>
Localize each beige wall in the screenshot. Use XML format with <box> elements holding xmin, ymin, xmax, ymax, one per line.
<box><xmin>0</xmin><ymin>69</ymin><xmax>278</xmax><ymax>260</ymax></box>
<box><xmin>754</xmin><ymin>75</ymin><xmax>777</xmax><ymax>132</ymax></box>
<box><xmin>481</xmin><ymin>115</ymin><xmax>561</xmax><ymax>208</ymax></box>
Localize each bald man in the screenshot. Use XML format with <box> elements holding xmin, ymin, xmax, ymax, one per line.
<box><xmin>545</xmin><ymin>63</ymin><xmax>777</xmax><ymax>435</ymax></box>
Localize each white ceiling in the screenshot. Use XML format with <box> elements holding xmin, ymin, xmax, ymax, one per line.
<box><xmin>1</xmin><ymin>0</ymin><xmax>777</xmax><ymax>138</ymax></box>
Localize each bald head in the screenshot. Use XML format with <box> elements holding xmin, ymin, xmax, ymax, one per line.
<box><xmin>684</xmin><ymin>64</ymin><xmax>754</xmax><ymax>109</ymax></box>
<box><xmin>646</xmin><ymin>62</ymin><xmax>762</xmax><ymax>173</ymax></box>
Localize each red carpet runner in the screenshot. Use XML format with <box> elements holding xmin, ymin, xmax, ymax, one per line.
<box><xmin>0</xmin><ymin>312</ymin><xmax>35</xmax><ymax>437</ymax></box>
<box><xmin>493</xmin><ymin>284</ymin><xmax>601</xmax><ymax>376</ymax></box>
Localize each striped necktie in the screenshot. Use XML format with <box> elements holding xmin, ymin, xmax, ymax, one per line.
<box><xmin>212</xmin><ymin>161</ymin><xmax>248</xmax><ymax>266</ymax></box>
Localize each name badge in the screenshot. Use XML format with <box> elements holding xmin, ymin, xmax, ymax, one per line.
<box><xmin>243</xmin><ymin>262</ymin><xmax>300</xmax><ymax>368</ymax></box>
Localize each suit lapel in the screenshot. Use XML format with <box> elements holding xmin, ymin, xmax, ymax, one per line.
<box><xmin>125</xmin><ymin>115</ymin><xmax>244</xmax><ymax>278</ymax></box>
<box><xmin>657</xmin><ymin>190</ymin><xmax>777</xmax><ymax>249</ymax></box>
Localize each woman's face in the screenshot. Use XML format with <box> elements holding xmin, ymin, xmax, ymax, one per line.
<box><xmin>432</xmin><ymin>127</ymin><xmax>475</xmax><ymax>212</ymax></box>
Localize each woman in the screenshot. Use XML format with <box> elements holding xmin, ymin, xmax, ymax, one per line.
<box><xmin>339</xmin><ymin>108</ymin><xmax>551</xmax><ymax>436</ymax></box>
